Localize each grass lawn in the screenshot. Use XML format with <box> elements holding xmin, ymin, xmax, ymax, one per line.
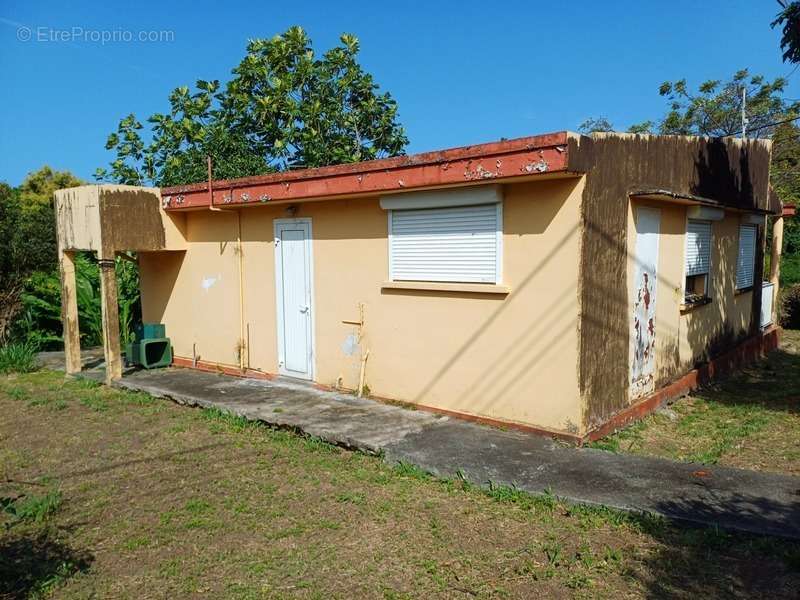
<box><xmin>591</xmin><ymin>329</ymin><xmax>800</xmax><ymax>476</ymax></box>
<box><xmin>1</xmin><ymin>371</ymin><xmax>799</xmax><ymax>598</ymax></box>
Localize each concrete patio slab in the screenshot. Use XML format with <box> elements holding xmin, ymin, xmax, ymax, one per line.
<box><xmin>68</xmin><ymin>364</ymin><xmax>800</xmax><ymax>540</ymax></box>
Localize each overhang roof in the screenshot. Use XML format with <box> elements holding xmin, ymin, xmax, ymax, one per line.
<box><xmin>629</xmin><ymin>189</ymin><xmax>774</xmax><ymax>215</ymax></box>
<box><xmin>160</xmin><ymin>131</ymin><xmax>573</xmax><ymax>210</ymax></box>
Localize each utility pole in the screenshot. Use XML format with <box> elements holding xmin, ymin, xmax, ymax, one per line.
<box><xmin>741</xmin><ymin>87</ymin><xmax>748</xmax><ymax>139</ymax></box>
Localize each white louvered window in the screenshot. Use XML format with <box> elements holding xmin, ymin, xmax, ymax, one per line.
<box><xmin>684</xmin><ymin>219</ymin><xmax>712</xmax><ymax>300</ymax></box>
<box><xmin>736</xmin><ymin>225</ymin><xmax>757</xmax><ymax>290</ymax></box>
<box><xmin>389</xmin><ymin>203</ymin><xmax>502</xmax><ymax>284</ymax></box>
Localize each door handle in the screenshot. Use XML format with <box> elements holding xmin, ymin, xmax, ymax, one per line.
<box><xmin>299</xmin><ymin>305</ymin><xmax>309</xmax><ymax>314</ymax></box>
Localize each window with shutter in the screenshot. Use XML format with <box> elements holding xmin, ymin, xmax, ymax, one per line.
<box><xmin>684</xmin><ymin>219</ymin><xmax>712</xmax><ymax>301</ymax></box>
<box><xmin>388</xmin><ymin>203</ymin><xmax>502</xmax><ymax>284</ymax></box>
<box><xmin>736</xmin><ymin>224</ymin><xmax>757</xmax><ymax>290</ymax></box>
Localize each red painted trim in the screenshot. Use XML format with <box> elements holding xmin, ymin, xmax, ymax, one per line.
<box><xmin>404</xmin><ymin>401</ymin><xmax>583</xmax><ymax>444</ymax></box>
<box><xmin>160</xmin><ymin>132</ymin><xmax>572</xmax><ymax>210</ymax></box>
<box><xmin>169</xmin><ymin>326</ymin><xmax>779</xmax><ymax>445</ymax></box>
<box><xmin>585</xmin><ymin>326</ymin><xmax>782</xmax><ymax>442</ymax></box>
<box><xmin>783</xmin><ymin>204</ymin><xmax>796</xmax><ymax>217</ymax></box>
<box><xmin>171</xmin><ymin>355</ymin><xmax>275</xmax><ymax>380</ymax></box>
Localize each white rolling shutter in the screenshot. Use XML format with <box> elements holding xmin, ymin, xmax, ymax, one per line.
<box><xmin>685</xmin><ymin>220</ymin><xmax>712</xmax><ymax>276</ymax></box>
<box><xmin>389</xmin><ymin>204</ymin><xmax>501</xmax><ymax>283</ymax></box>
<box><xmin>736</xmin><ymin>225</ymin><xmax>757</xmax><ymax>289</ymax></box>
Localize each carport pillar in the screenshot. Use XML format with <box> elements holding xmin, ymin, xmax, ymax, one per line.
<box><xmin>769</xmin><ymin>214</ymin><xmax>784</xmax><ymax>321</ymax></box>
<box><xmin>59</xmin><ymin>249</ymin><xmax>81</xmax><ymax>374</ymax></box>
<box><xmin>98</xmin><ymin>255</ymin><xmax>123</xmax><ymax>383</ymax></box>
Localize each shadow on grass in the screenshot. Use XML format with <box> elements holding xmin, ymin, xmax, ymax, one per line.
<box><xmin>0</xmin><ymin>530</ymin><xmax>93</xmax><ymax>598</ymax></box>
<box><xmin>637</xmin><ymin>522</ymin><xmax>800</xmax><ymax>598</ymax></box>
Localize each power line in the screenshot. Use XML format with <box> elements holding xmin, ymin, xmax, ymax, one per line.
<box><xmin>748</xmin><ymin>114</ymin><xmax>800</xmax><ymax>134</ymax></box>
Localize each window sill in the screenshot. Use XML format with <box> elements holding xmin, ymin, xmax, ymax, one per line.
<box><xmin>734</xmin><ymin>286</ymin><xmax>754</xmax><ymax>296</ymax></box>
<box><xmin>381</xmin><ymin>281</ymin><xmax>511</xmax><ymax>295</ymax></box>
<box><xmin>680</xmin><ymin>296</ymin><xmax>712</xmax><ymax>314</ymax></box>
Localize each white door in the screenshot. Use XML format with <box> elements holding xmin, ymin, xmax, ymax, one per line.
<box><xmin>630</xmin><ymin>207</ymin><xmax>660</xmax><ymax>399</ymax></box>
<box><xmin>274</xmin><ymin>218</ymin><xmax>315</xmax><ymax>380</ymax></box>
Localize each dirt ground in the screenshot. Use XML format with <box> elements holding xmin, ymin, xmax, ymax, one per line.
<box><xmin>1</xmin><ymin>370</ymin><xmax>799</xmax><ymax>599</ymax></box>
<box><xmin>591</xmin><ymin>329</ymin><xmax>800</xmax><ymax>476</ymax></box>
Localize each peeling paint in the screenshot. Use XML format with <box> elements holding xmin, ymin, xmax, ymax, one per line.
<box><xmin>464</xmin><ymin>162</ymin><xmax>502</xmax><ymax>180</ymax></box>
<box><xmin>201</xmin><ymin>274</ymin><xmax>221</xmax><ymax>291</ymax></box>
<box><xmin>629</xmin><ymin>209</ymin><xmax>660</xmax><ymax>400</ymax></box>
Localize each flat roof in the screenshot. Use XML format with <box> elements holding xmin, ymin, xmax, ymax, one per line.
<box><xmin>160</xmin><ymin>131</ymin><xmax>573</xmax><ymax>210</ymax></box>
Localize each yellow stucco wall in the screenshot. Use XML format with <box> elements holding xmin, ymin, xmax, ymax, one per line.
<box><xmin>140</xmin><ymin>177</ymin><xmax>584</xmax><ymax>433</ymax></box>
<box><xmin>626</xmin><ymin>200</ymin><xmax>755</xmax><ymax>401</ymax></box>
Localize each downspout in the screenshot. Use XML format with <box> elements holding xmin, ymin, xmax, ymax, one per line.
<box><xmin>207</xmin><ymin>156</ymin><xmax>247</xmax><ymax>372</ymax></box>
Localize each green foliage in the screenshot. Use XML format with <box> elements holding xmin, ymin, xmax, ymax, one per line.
<box><xmin>0</xmin><ymin>168</ymin><xmax>84</xmax><ymax>344</ymax></box>
<box><xmin>577</xmin><ymin>118</ymin><xmax>653</xmax><ymax>135</ymax></box>
<box><xmin>98</xmin><ymin>27</ymin><xmax>408</xmax><ymax>187</ymax></box>
<box><xmin>657</xmin><ymin>69</ymin><xmax>795</xmax><ymax>137</ymax></box>
<box><xmin>0</xmin><ymin>342</ymin><xmax>38</xmax><ymax>374</ymax></box>
<box><xmin>773</xmin><ymin>1</ymin><xmax>800</xmax><ymax>64</ymax></box>
<box><xmin>1</xmin><ymin>490</ymin><xmax>62</xmax><ymax>526</ymax></box>
<box><xmin>627</xmin><ymin>120</ymin><xmax>654</xmax><ymax>134</ymax></box>
<box><xmin>0</xmin><ymin>167</ymin><xmax>82</xmax><ymax>287</ymax></box>
<box><xmin>578</xmin><ymin>116</ymin><xmax>614</xmax><ymax>134</ymax></box>
<box><xmin>15</xmin><ymin>254</ymin><xmax>140</xmax><ymax>350</ymax></box>
<box><xmin>780</xmin><ymin>284</ymin><xmax>800</xmax><ymax>329</ymax></box>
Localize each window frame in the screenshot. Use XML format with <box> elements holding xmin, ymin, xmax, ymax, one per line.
<box><xmin>683</xmin><ymin>217</ymin><xmax>713</xmax><ymax>303</ymax></box>
<box><xmin>387</xmin><ymin>202</ymin><xmax>503</xmax><ymax>285</ymax></box>
<box><xmin>735</xmin><ymin>224</ymin><xmax>758</xmax><ymax>291</ymax></box>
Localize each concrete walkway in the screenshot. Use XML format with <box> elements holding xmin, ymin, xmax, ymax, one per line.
<box><xmin>83</xmin><ymin>366</ymin><xmax>799</xmax><ymax>540</ymax></box>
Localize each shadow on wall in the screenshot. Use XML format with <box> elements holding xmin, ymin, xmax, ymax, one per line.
<box><xmin>138</xmin><ymin>250</ymin><xmax>186</xmax><ymax>325</ymax></box>
<box><xmin>692</xmin><ymin>139</ymin><xmax>757</xmax><ymax>211</ymax></box>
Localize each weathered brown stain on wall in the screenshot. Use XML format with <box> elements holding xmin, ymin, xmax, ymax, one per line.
<box><xmin>567</xmin><ymin>133</ymin><xmax>774</xmax><ymax>430</ymax></box>
<box><xmin>98</xmin><ymin>189</ymin><xmax>166</xmax><ymax>256</ymax></box>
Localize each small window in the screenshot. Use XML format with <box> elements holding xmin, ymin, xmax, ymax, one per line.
<box><xmin>684</xmin><ymin>219</ymin><xmax>712</xmax><ymax>302</ymax></box>
<box><xmin>736</xmin><ymin>224</ymin><xmax>757</xmax><ymax>290</ymax></box>
<box><xmin>389</xmin><ymin>203</ymin><xmax>502</xmax><ymax>284</ymax></box>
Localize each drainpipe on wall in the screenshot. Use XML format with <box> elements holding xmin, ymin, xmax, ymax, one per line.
<box><xmin>207</xmin><ymin>156</ymin><xmax>248</xmax><ymax>372</ymax></box>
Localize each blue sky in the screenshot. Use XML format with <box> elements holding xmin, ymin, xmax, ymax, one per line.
<box><xmin>1</xmin><ymin>0</ymin><xmax>797</xmax><ymax>186</ymax></box>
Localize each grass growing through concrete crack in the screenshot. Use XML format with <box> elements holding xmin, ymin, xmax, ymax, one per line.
<box><xmin>1</xmin><ymin>369</ymin><xmax>799</xmax><ymax>598</ymax></box>
<box><xmin>590</xmin><ymin>329</ymin><xmax>800</xmax><ymax>475</ymax></box>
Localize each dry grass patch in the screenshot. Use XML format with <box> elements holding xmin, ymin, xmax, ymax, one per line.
<box><xmin>592</xmin><ymin>330</ymin><xmax>800</xmax><ymax>476</ymax></box>
<box><xmin>0</xmin><ymin>370</ymin><xmax>798</xmax><ymax>598</ymax></box>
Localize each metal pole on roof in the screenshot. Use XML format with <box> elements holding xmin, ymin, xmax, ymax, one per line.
<box><xmin>742</xmin><ymin>87</ymin><xmax>748</xmax><ymax>140</ymax></box>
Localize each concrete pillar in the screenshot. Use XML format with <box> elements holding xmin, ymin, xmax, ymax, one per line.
<box><xmin>98</xmin><ymin>256</ymin><xmax>123</xmax><ymax>383</ymax></box>
<box><xmin>769</xmin><ymin>215</ymin><xmax>784</xmax><ymax>322</ymax></box>
<box><xmin>59</xmin><ymin>249</ymin><xmax>81</xmax><ymax>374</ymax></box>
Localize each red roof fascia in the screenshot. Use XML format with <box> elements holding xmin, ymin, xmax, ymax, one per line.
<box><xmin>160</xmin><ymin>131</ymin><xmax>571</xmax><ymax>210</ymax></box>
<box><xmin>783</xmin><ymin>204</ymin><xmax>796</xmax><ymax>218</ymax></box>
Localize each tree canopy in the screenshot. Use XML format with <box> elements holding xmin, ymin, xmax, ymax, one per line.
<box><xmin>773</xmin><ymin>1</ymin><xmax>800</xmax><ymax>64</ymax></box>
<box><xmin>97</xmin><ymin>27</ymin><xmax>408</xmax><ymax>187</ymax></box>
<box><xmin>658</xmin><ymin>70</ymin><xmax>795</xmax><ymax>137</ymax></box>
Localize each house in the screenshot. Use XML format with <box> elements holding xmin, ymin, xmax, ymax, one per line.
<box><xmin>54</xmin><ymin>132</ymin><xmax>785</xmax><ymax>442</ymax></box>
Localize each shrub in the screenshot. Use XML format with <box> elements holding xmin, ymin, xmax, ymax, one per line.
<box><xmin>780</xmin><ymin>283</ymin><xmax>800</xmax><ymax>330</ymax></box>
<box><xmin>0</xmin><ymin>342</ymin><xmax>38</xmax><ymax>374</ymax></box>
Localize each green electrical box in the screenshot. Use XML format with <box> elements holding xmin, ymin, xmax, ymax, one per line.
<box><xmin>126</xmin><ymin>323</ymin><xmax>172</xmax><ymax>369</ymax></box>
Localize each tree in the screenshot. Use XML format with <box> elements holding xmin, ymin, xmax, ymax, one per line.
<box><xmin>771</xmin><ymin>120</ymin><xmax>800</xmax><ymax>284</ymax></box>
<box><xmin>577</xmin><ymin>117</ymin><xmax>654</xmax><ymax>135</ymax></box>
<box><xmin>773</xmin><ymin>1</ymin><xmax>800</xmax><ymax>64</ymax></box>
<box><xmin>657</xmin><ymin>69</ymin><xmax>795</xmax><ymax>137</ymax></box>
<box><xmin>578</xmin><ymin>117</ymin><xmax>614</xmax><ymax>134</ymax></box>
<box><xmin>0</xmin><ymin>167</ymin><xmax>83</xmax><ymax>343</ymax></box>
<box><xmin>97</xmin><ymin>27</ymin><xmax>408</xmax><ymax>187</ymax></box>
